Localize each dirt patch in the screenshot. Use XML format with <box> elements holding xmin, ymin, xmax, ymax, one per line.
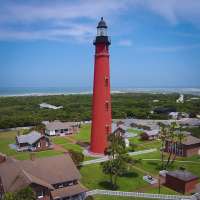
<box><xmin>53</xmin><ymin>144</ymin><xmax>67</xmax><ymax>152</ymax></box>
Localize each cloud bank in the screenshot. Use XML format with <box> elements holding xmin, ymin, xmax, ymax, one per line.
<box><xmin>0</xmin><ymin>0</ymin><xmax>200</xmax><ymax>41</ymax></box>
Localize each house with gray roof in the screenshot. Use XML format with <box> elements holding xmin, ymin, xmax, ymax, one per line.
<box><xmin>44</xmin><ymin>121</ymin><xmax>79</xmax><ymax>136</ymax></box>
<box><xmin>16</xmin><ymin>131</ymin><xmax>52</xmax><ymax>152</ymax></box>
<box><xmin>140</xmin><ymin>130</ymin><xmax>160</xmax><ymax>140</ymax></box>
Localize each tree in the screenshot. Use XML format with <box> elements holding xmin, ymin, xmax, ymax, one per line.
<box><xmin>15</xmin><ymin>187</ymin><xmax>36</xmax><ymax>200</ymax></box>
<box><xmin>159</xmin><ymin>123</ymin><xmax>168</xmax><ymax>170</ymax></box>
<box><xmin>101</xmin><ymin>133</ymin><xmax>131</xmax><ymax>189</ymax></box>
<box><xmin>159</xmin><ymin>122</ymin><xmax>185</xmax><ymax>169</ymax></box>
<box><xmin>68</xmin><ymin>150</ymin><xmax>84</xmax><ymax>167</ymax></box>
<box><xmin>85</xmin><ymin>196</ymin><xmax>94</xmax><ymax>200</ymax></box>
<box><xmin>2</xmin><ymin>193</ymin><xmax>15</xmax><ymax>200</ymax></box>
<box><xmin>3</xmin><ymin>187</ymin><xmax>36</xmax><ymax>200</ymax></box>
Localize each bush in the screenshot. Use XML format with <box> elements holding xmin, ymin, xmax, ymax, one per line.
<box><xmin>85</xmin><ymin>196</ymin><xmax>94</xmax><ymax>200</ymax></box>
<box><xmin>68</xmin><ymin>150</ymin><xmax>84</xmax><ymax>167</ymax></box>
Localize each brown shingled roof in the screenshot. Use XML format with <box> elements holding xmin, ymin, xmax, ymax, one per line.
<box><xmin>167</xmin><ymin>170</ymin><xmax>199</xmax><ymax>182</ymax></box>
<box><xmin>0</xmin><ymin>154</ymin><xmax>81</xmax><ymax>193</ymax></box>
<box><xmin>50</xmin><ymin>183</ymin><xmax>87</xmax><ymax>199</ymax></box>
<box><xmin>182</xmin><ymin>135</ymin><xmax>200</xmax><ymax>146</ymax></box>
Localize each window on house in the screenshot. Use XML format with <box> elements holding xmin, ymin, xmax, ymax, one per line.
<box><xmin>36</xmin><ymin>190</ymin><xmax>44</xmax><ymax>199</ymax></box>
<box><xmin>38</xmin><ymin>142</ymin><xmax>41</xmax><ymax>147</ymax></box>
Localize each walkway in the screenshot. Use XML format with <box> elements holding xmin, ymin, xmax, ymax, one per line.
<box><xmin>81</xmin><ymin>148</ymin><xmax>157</xmax><ymax>166</ymax></box>
<box><xmin>53</xmin><ymin>144</ymin><xmax>67</xmax><ymax>152</ymax></box>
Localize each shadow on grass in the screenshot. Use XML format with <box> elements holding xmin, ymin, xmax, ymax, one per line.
<box><xmin>147</xmin><ymin>161</ymin><xmax>162</xmax><ymax>171</ymax></box>
<box><xmin>147</xmin><ymin>161</ymin><xmax>176</xmax><ymax>171</ymax></box>
<box><xmin>121</xmin><ymin>171</ymin><xmax>139</xmax><ymax>178</ymax></box>
<box><xmin>99</xmin><ymin>181</ymin><xmax>119</xmax><ymax>190</ymax></box>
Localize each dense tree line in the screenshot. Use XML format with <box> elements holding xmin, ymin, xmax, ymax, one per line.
<box><xmin>0</xmin><ymin>93</ymin><xmax>199</xmax><ymax>129</ymax></box>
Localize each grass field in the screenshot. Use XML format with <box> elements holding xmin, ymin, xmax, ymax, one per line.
<box><xmin>132</xmin><ymin>151</ymin><xmax>200</xmax><ymax>177</ymax></box>
<box><xmin>80</xmin><ymin>163</ymin><xmax>178</xmax><ymax>200</ymax></box>
<box><xmin>51</xmin><ymin>136</ymin><xmax>83</xmax><ymax>152</ymax></box>
<box><xmin>73</xmin><ymin>124</ymin><xmax>91</xmax><ymax>142</ymax></box>
<box><xmin>80</xmin><ymin>163</ymin><xmax>148</xmax><ymax>191</ymax></box>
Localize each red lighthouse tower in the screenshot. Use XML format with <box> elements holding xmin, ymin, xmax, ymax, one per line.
<box><xmin>90</xmin><ymin>17</ymin><xmax>112</xmax><ymax>154</ymax></box>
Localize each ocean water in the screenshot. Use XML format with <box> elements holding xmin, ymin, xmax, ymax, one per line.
<box><xmin>0</xmin><ymin>87</ymin><xmax>200</xmax><ymax>96</ymax></box>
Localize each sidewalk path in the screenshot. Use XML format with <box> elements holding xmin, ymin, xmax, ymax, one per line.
<box><xmin>81</xmin><ymin>148</ymin><xmax>157</xmax><ymax>166</ymax></box>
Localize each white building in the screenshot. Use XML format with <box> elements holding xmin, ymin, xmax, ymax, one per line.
<box><xmin>39</xmin><ymin>103</ymin><xmax>63</xmax><ymax>110</ymax></box>
<box><xmin>44</xmin><ymin>121</ymin><xmax>79</xmax><ymax>136</ymax></box>
<box><xmin>176</xmin><ymin>94</ymin><xmax>184</xmax><ymax>103</ymax></box>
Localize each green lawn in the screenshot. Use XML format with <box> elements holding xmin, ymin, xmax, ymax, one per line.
<box><xmin>73</xmin><ymin>124</ymin><xmax>91</xmax><ymax>142</ymax></box>
<box><xmin>80</xmin><ymin>163</ymin><xmax>148</xmax><ymax>191</ymax></box>
<box><xmin>128</xmin><ymin>128</ymin><xmax>144</xmax><ymax>134</ymax></box>
<box><xmin>144</xmin><ymin>186</ymin><xmax>178</xmax><ymax>195</ymax></box>
<box><xmin>134</xmin><ymin>154</ymin><xmax>200</xmax><ymax>177</ymax></box>
<box><xmin>129</xmin><ymin>136</ymin><xmax>161</xmax><ymax>151</ymax></box>
<box><xmin>52</xmin><ymin>136</ymin><xmax>83</xmax><ymax>152</ymax></box>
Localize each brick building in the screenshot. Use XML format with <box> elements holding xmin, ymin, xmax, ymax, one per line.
<box><xmin>164</xmin><ymin>135</ymin><xmax>200</xmax><ymax>157</ymax></box>
<box><xmin>165</xmin><ymin>170</ymin><xmax>199</xmax><ymax>194</ymax></box>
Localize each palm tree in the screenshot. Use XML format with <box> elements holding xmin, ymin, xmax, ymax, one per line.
<box><xmin>171</xmin><ymin>124</ymin><xmax>185</xmax><ymax>164</ymax></box>
<box><xmin>159</xmin><ymin>123</ymin><xmax>169</xmax><ymax>170</ymax></box>
<box><xmin>165</xmin><ymin>122</ymin><xmax>178</xmax><ymax>169</ymax></box>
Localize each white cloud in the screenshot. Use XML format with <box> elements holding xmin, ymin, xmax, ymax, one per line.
<box><xmin>139</xmin><ymin>43</ymin><xmax>200</xmax><ymax>53</ymax></box>
<box><xmin>141</xmin><ymin>0</ymin><xmax>200</xmax><ymax>25</ymax></box>
<box><xmin>118</xmin><ymin>39</ymin><xmax>132</xmax><ymax>46</ymax></box>
<box><xmin>0</xmin><ymin>0</ymin><xmax>200</xmax><ymax>41</ymax></box>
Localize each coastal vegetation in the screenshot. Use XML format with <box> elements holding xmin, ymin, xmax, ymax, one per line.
<box><xmin>0</xmin><ymin>93</ymin><xmax>200</xmax><ymax>129</ymax></box>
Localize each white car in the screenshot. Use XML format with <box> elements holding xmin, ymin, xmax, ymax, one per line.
<box><xmin>143</xmin><ymin>175</ymin><xmax>158</xmax><ymax>184</ymax></box>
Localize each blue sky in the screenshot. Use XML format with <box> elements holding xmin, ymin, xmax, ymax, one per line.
<box><xmin>0</xmin><ymin>0</ymin><xmax>200</xmax><ymax>88</ymax></box>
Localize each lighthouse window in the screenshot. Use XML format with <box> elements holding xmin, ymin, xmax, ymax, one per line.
<box><xmin>105</xmin><ymin>125</ymin><xmax>109</xmax><ymax>134</ymax></box>
<box><xmin>105</xmin><ymin>77</ymin><xmax>108</xmax><ymax>87</ymax></box>
<box><xmin>97</xmin><ymin>27</ymin><xmax>107</xmax><ymax>36</ymax></box>
<box><xmin>105</xmin><ymin>101</ymin><xmax>109</xmax><ymax>111</ymax></box>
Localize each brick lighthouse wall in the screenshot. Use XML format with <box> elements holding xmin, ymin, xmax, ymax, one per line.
<box><xmin>90</xmin><ymin>42</ymin><xmax>112</xmax><ymax>154</ymax></box>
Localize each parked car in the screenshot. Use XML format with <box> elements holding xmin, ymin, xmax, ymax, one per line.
<box><xmin>143</xmin><ymin>175</ymin><xmax>158</xmax><ymax>184</ymax></box>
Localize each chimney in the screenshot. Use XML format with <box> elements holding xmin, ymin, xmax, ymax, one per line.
<box><xmin>30</xmin><ymin>153</ymin><xmax>36</xmax><ymax>161</ymax></box>
<box><xmin>0</xmin><ymin>153</ymin><xmax>6</xmax><ymax>164</ymax></box>
<box><xmin>40</xmin><ymin>128</ymin><xmax>45</xmax><ymax>136</ymax></box>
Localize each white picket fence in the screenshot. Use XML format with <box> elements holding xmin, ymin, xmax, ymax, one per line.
<box><xmin>86</xmin><ymin>189</ymin><xmax>198</xmax><ymax>200</ymax></box>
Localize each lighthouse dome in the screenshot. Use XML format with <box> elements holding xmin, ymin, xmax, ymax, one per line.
<box><xmin>97</xmin><ymin>17</ymin><xmax>107</xmax><ymax>28</ymax></box>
